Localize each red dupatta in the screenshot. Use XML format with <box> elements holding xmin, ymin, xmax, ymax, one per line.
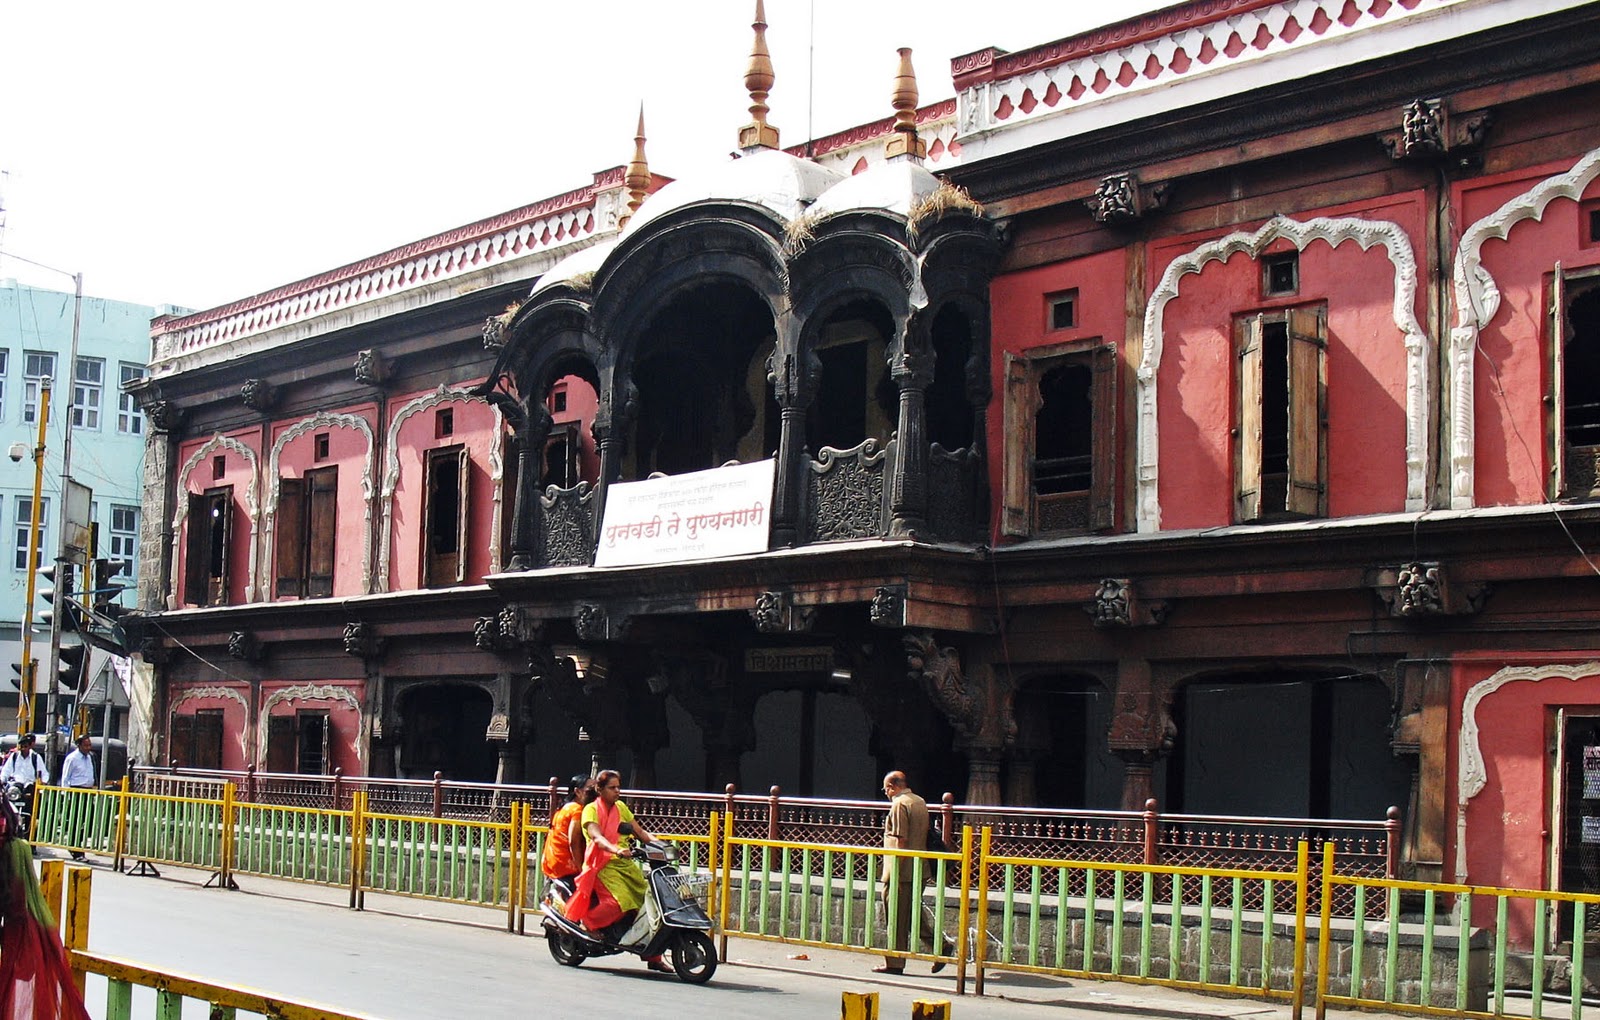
<box><xmin>564</xmin><ymin>798</ymin><xmax>621</xmax><ymax>927</ymax></box>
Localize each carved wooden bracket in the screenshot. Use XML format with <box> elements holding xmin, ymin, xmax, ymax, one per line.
<box><xmin>750</xmin><ymin>590</ymin><xmax>816</xmax><ymax>634</ymax></box>
<box><xmin>1370</xmin><ymin>561</ymin><xmax>1490</xmax><ymax>618</ymax></box>
<box><xmin>574</xmin><ymin>602</ymin><xmax>626</xmax><ymax>642</ymax></box>
<box><xmin>869</xmin><ymin>585</ymin><xmax>906</xmax><ymax>628</ymax></box>
<box><xmin>341</xmin><ymin>621</ymin><xmax>385</xmax><ymax>659</ymax></box>
<box><xmin>227</xmin><ymin>631</ymin><xmax>263</xmax><ymax>662</ymax></box>
<box><xmin>1084</xmin><ymin>172</ymin><xmax>1172</xmax><ymax>226</ymax></box>
<box><xmin>1379</xmin><ymin>99</ymin><xmax>1492</xmax><ymax>167</ymax></box>
<box><xmin>240</xmin><ymin>378</ymin><xmax>278</xmax><ymax>412</ymax></box>
<box><xmin>142</xmin><ymin>398</ymin><xmax>185</xmax><ymax>433</ymax></box>
<box><xmin>903</xmin><ymin>631</ymin><xmax>1015</xmax><ymax>754</ymax></box>
<box><xmin>474</xmin><ymin>605</ymin><xmax>543</xmax><ymax>651</ymax></box>
<box><xmin>136</xmin><ymin>635</ymin><xmax>170</xmax><ymax>665</ymax></box>
<box><xmin>1084</xmin><ymin>578</ymin><xmax>1169</xmax><ymax>628</ymax></box>
<box><xmin>354</xmin><ymin>349</ymin><xmax>388</xmax><ymax>386</ymax></box>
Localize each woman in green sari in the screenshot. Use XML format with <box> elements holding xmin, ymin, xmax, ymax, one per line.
<box><xmin>565</xmin><ymin>769</ymin><xmax>672</xmax><ymax>972</ymax></box>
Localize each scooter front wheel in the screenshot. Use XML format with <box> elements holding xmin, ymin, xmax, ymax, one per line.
<box><xmin>670</xmin><ymin>930</ymin><xmax>717</xmax><ymax>984</ymax></box>
<box><xmin>546</xmin><ymin>928</ymin><xmax>588</xmax><ymax>967</ymax></box>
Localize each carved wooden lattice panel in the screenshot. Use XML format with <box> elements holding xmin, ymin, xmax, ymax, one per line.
<box><xmin>805</xmin><ymin>439</ymin><xmax>888</xmax><ymax>543</ymax></box>
<box><xmin>540</xmin><ymin>483</ymin><xmax>596</xmax><ymax>567</ymax></box>
<box><xmin>926</xmin><ymin>443</ymin><xmax>979</xmax><ymax>542</ymax></box>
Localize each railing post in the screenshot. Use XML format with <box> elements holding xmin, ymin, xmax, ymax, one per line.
<box><xmin>767</xmin><ymin>785</ymin><xmax>781</xmax><ymax>841</ymax></box>
<box><xmin>113</xmin><ymin>775</ymin><xmax>130</xmax><ymax>872</ymax></box>
<box><xmin>724</xmin><ymin>783</ymin><xmax>736</xmax><ymax>827</ymax></box>
<box><xmin>1384</xmin><ymin>805</ymin><xmax>1401</xmax><ymax>879</ymax></box>
<box><xmin>244</xmin><ymin>763</ymin><xmax>256</xmax><ymax>804</ymax></box>
<box><xmin>547</xmin><ymin>776</ymin><xmax>560</xmax><ymax>825</ymax></box>
<box><xmin>220</xmin><ymin>781</ymin><xmax>236</xmax><ymax>889</ymax></box>
<box><xmin>940</xmin><ymin>792</ymin><xmax>955</xmax><ymax>850</ymax></box>
<box><xmin>64</xmin><ymin>865</ymin><xmax>90</xmax><ymax>996</ymax></box>
<box><xmin>349</xmin><ymin>790</ymin><xmax>366</xmax><ymax>910</ymax></box>
<box><xmin>1143</xmin><ymin>798</ymin><xmax>1159</xmax><ymax>867</ymax></box>
<box><xmin>432</xmin><ymin>771</ymin><xmax>444</xmax><ymax>818</ymax></box>
<box><xmin>332</xmin><ymin>767</ymin><xmax>344</xmax><ymax>810</ymax></box>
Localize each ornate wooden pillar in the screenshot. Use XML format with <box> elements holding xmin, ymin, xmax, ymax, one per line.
<box><xmin>656</xmin><ymin>651</ymin><xmax>757</xmax><ymax>791</ymax></box>
<box><xmin>888</xmin><ymin>327</ymin><xmax>934</xmax><ymax>539</ymax></box>
<box><xmin>768</xmin><ymin>326</ymin><xmax>818</xmax><ymax>548</ymax></box>
<box><xmin>1107</xmin><ymin>658</ymin><xmax>1175</xmax><ymax>811</ymax></box>
<box><xmin>590</xmin><ymin>378</ymin><xmax>636</xmax><ymax>535</ymax></box>
<box><xmin>486</xmin><ymin>392</ymin><xmax>550</xmax><ymax>571</ymax></box>
<box><xmin>903</xmin><ymin>632</ymin><xmax>1014</xmax><ymax>805</ymax></box>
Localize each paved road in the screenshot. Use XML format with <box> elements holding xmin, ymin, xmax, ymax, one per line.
<box><xmin>64</xmin><ymin>855</ymin><xmax>1316</xmax><ymax>1020</ymax></box>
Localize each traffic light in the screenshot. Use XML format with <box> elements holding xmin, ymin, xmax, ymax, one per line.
<box><xmin>36</xmin><ymin>563</ymin><xmax>81</xmax><ymax>632</ymax></box>
<box><xmin>8</xmin><ymin>659</ymin><xmax>34</xmax><ymax>691</ymax></box>
<box><xmin>91</xmin><ymin>557</ymin><xmax>129</xmax><ymax>617</ymax></box>
<box><xmin>56</xmin><ymin>641</ymin><xmax>86</xmax><ymax>691</ymax></box>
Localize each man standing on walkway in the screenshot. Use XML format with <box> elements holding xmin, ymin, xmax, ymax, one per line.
<box><xmin>873</xmin><ymin>769</ymin><xmax>945</xmax><ymax>975</ymax></box>
<box><xmin>60</xmin><ymin>735</ymin><xmax>95</xmax><ymax>861</ymax></box>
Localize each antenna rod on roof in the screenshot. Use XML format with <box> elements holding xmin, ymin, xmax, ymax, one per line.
<box><xmin>806</xmin><ymin>0</ymin><xmax>815</xmax><ymax>158</ymax></box>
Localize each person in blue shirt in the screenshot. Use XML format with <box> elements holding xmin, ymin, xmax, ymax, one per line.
<box><xmin>59</xmin><ymin>736</ymin><xmax>95</xmax><ymax>861</ymax></box>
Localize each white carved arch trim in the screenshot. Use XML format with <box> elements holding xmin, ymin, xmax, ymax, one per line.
<box><xmin>1455</xmin><ymin>661</ymin><xmax>1600</xmax><ymax>882</ymax></box>
<box><xmin>170</xmin><ymin>434</ymin><xmax>262</xmax><ymax>606</ymax></box>
<box><xmin>255</xmin><ymin>683</ymin><xmax>365</xmax><ymax>772</ymax></box>
<box><xmin>375</xmin><ymin>385</ymin><xmax>502</xmax><ymax>592</ymax></box>
<box><xmin>1448</xmin><ymin>146</ymin><xmax>1600</xmax><ymax>509</ymax></box>
<box><xmin>168</xmin><ymin>685</ymin><xmax>251</xmax><ymax>767</ymax></box>
<box><xmin>1136</xmin><ymin>215</ymin><xmax>1429</xmax><ymax>532</ymax></box>
<box><xmin>264</xmin><ymin>411</ymin><xmax>378</xmax><ymax>594</ymax></box>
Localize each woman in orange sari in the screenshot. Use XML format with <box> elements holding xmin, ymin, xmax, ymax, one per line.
<box><xmin>565</xmin><ymin>770</ymin><xmax>671</xmax><ymax>972</ymax></box>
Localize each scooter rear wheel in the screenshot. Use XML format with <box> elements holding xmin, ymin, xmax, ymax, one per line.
<box><xmin>670</xmin><ymin>930</ymin><xmax>717</xmax><ymax>984</ymax></box>
<box><xmin>547</xmin><ymin>929</ymin><xmax>588</xmax><ymax>967</ymax></box>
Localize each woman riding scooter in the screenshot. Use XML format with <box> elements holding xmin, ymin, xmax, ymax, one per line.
<box><xmin>565</xmin><ymin>770</ymin><xmax>672</xmax><ymax>972</ymax></box>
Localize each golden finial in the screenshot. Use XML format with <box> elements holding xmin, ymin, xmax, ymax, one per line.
<box><xmin>885</xmin><ymin>48</ymin><xmax>926</xmax><ymax>162</ymax></box>
<box><xmin>739</xmin><ymin>0</ymin><xmax>780</xmax><ymax>151</ymax></box>
<box><xmin>622</xmin><ymin>105</ymin><xmax>650</xmax><ymax>227</ymax></box>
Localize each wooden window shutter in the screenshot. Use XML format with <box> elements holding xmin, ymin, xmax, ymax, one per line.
<box><xmin>183</xmin><ymin>493</ymin><xmax>208</xmax><ymax>606</ymax></box>
<box><xmin>211</xmin><ymin>489</ymin><xmax>234</xmax><ymax>606</ymax></box>
<box><xmin>1001</xmin><ymin>353</ymin><xmax>1035</xmax><ymax>537</ymax></box>
<box><xmin>274</xmin><ymin>477</ymin><xmax>305</xmax><ymax>598</ymax></box>
<box><xmin>1089</xmin><ymin>345</ymin><xmax>1117</xmax><ymax>531</ymax></box>
<box><xmin>170</xmin><ymin>712</ymin><xmax>195</xmax><ymax>767</ymax></box>
<box><xmin>320</xmin><ymin>713</ymin><xmax>332</xmax><ymax>775</ymax></box>
<box><xmin>453</xmin><ymin>447</ymin><xmax>471</xmax><ymax>583</ymax></box>
<box><xmin>193</xmin><ymin>711</ymin><xmax>224</xmax><ymax>769</ymax></box>
<box><xmin>1550</xmin><ymin>262</ymin><xmax>1568</xmax><ymax>499</ymax></box>
<box><xmin>1285</xmin><ymin>306</ymin><xmax>1327</xmax><ymax>517</ymax></box>
<box><xmin>1235</xmin><ymin>315</ymin><xmax>1265</xmax><ymax>521</ymax></box>
<box><xmin>265</xmin><ymin>715</ymin><xmax>295</xmax><ymax>773</ymax></box>
<box><xmin>306</xmin><ymin>467</ymin><xmax>338</xmax><ymax>598</ymax></box>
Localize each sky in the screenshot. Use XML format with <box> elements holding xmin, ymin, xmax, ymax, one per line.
<box><xmin>0</xmin><ymin>0</ymin><xmax>1166</xmax><ymax>314</ymax></box>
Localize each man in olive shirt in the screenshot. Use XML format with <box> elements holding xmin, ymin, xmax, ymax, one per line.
<box><xmin>873</xmin><ymin>770</ymin><xmax>945</xmax><ymax>974</ymax></box>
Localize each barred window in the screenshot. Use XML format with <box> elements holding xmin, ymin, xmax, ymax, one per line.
<box><xmin>23</xmin><ymin>352</ymin><xmax>54</xmax><ymax>425</ymax></box>
<box><xmin>118</xmin><ymin>363</ymin><xmax>145</xmax><ymax>435</ymax></box>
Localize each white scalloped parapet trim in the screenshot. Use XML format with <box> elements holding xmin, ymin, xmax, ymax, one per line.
<box><xmin>255</xmin><ymin>684</ymin><xmax>364</xmax><ymax>773</ymax></box>
<box><xmin>810</xmin><ymin>122</ymin><xmax>964</xmax><ymax>176</ymax></box>
<box><xmin>1455</xmin><ymin>662</ymin><xmax>1600</xmax><ymax>881</ymax></box>
<box><xmin>959</xmin><ymin>0</ymin><xmax>1456</xmax><ymax>136</ymax></box>
<box><xmin>170</xmin><ymin>434</ymin><xmax>262</xmax><ymax>607</ymax></box>
<box><xmin>152</xmin><ymin>205</ymin><xmax>599</xmax><ymax>361</ymax></box>
<box><xmin>264</xmin><ymin>412</ymin><xmax>378</xmax><ymax>596</ymax></box>
<box><xmin>1447</xmin><ymin>146</ymin><xmax>1600</xmax><ymax>509</ymax></box>
<box><xmin>1135</xmin><ymin>214</ymin><xmax>1428</xmax><ymax>531</ymax></box>
<box><xmin>375</xmin><ymin>385</ymin><xmax>499</xmax><ymax>592</ymax></box>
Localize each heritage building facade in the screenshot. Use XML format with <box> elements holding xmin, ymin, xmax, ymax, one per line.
<box><xmin>133</xmin><ymin>0</ymin><xmax>1600</xmax><ymax>915</ymax></box>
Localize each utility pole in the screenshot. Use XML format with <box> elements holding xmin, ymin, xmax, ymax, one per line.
<box><xmin>15</xmin><ymin>379</ymin><xmax>50</xmax><ymax>734</ymax></box>
<box><xmin>43</xmin><ymin>272</ymin><xmax>83</xmax><ymax>777</ymax></box>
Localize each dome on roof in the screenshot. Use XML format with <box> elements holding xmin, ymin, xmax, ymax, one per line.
<box><xmin>807</xmin><ymin>159</ymin><xmax>943</xmax><ymax>221</ymax></box>
<box><xmin>624</xmin><ymin>148</ymin><xmax>843</xmax><ymax>234</ymax></box>
<box><xmin>530</xmin><ymin>239</ymin><xmax>615</xmax><ymax>297</ymax></box>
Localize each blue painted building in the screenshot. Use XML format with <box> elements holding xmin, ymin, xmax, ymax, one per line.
<box><xmin>0</xmin><ymin>278</ymin><xmax>161</xmax><ymax>735</ymax></box>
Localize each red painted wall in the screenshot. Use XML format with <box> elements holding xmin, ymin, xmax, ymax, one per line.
<box><xmin>385</xmin><ymin>388</ymin><xmax>503</xmax><ymax>590</ymax></box>
<box><xmin>167</xmin><ymin>685</ymin><xmax>251</xmax><ymax>769</ymax></box>
<box><xmin>550</xmin><ymin>374</ymin><xmax>601</xmax><ymax>485</ymax></box>
<box><xmin>271</xmin><ymin>406</ymin><xmax>379</xmax><ymax>600</ymax></box>
<box><xmin>1458</xmin><ymin>162</ymin><xmax>1600</xmax><ymax>506</ymax></box>
<box><xmin>259</xmin><ymin>680</ymin><xmax>365</xmax><ymax>776</ymax></box>
<box><xmin>174</xmin><ymin>430</ymin><xmax>262</xmax><ymax>607</ymax></box>
<box><xmin>1453</xmin><ymin>656</ymin><xmax>1600</xmax><ymax>945</ymax></box>
<box><xmin>1151</xmin><ymin>195</ymin><xmax>1425</xmax><ymax>530</ymax></box>
<box><xmin>986</xmin><ymin>247</ymin><xmax>1127</xmax><ymax>541</ymax></box>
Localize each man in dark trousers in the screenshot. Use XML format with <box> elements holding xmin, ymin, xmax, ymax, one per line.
<box><xmin>873</xmin><ymin>769</ymin><xmax>947</xmax><ymax>975</ymax></box>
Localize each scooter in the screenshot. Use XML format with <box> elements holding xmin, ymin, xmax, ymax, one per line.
<box><xmin>540</xmin><ymin>823</ymin><xmax>719</xmax><ymax>984</ymax></box>
<box><xmin>5</xmin><ymin>781</ymin><xmax>33</xmax><ymax>841</ymax></box>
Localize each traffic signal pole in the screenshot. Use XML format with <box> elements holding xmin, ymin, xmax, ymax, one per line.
<box><xmin>15</xmin><ymin>379</ymin><xmax>50</xmax><ymax>735</ymax></box>
<box><xmin>43</xmin><ymin>271</ymin><xmax>83</xmax><ymax>777</ymax></box>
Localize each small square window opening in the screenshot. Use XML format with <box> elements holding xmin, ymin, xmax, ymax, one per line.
<box><xmin>436</xmin><ymin>408</ymin><xmax>454</xmax><ymax>438</ymax></box>
<box><xmin>211</xmin><ymin>455</ymin><xmax>225</xmax><ymax>480</ymax></box>
<box><xmin>1584</xmin><ymin>201</ymin><xmax>1600</xmax><ymax>248</ymax></box>
<box><xmin>1264</xmin><ymin>253</ymin><xmax>1300</xmax><ymax>297</ymax></box>
<box><xmin>1047</xmin><ymin>291</ymin><xmax>1078</xmax><ymax>332</ymax></box>
<box><xmin>552</xmin><ymin>389</ymin><xmax>568</xmax><ymax>414</ymax></box>
<box><xmin>314</xmin><ymin>433</ymin><xmax>330</xmax><ymax>461</ymax></box>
